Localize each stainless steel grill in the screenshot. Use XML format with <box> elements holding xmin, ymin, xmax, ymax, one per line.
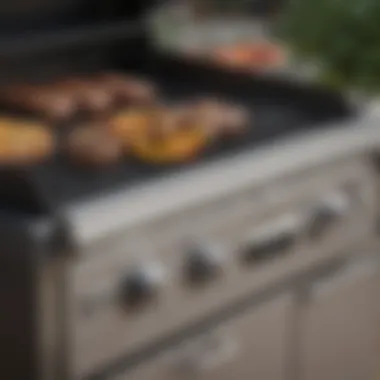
<box><xmin>0</xmin><ymin>2</ymin><xmax>379</xmax><ymax>380</ymax></box>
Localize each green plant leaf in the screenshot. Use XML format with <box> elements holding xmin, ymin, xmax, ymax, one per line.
<box><xmin>278</xmin><ymin>0</ymin><xmax>380</xmax><ymax>92</ymax></box>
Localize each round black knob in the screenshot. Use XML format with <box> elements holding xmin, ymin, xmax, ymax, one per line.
<box><xmin>185</xmin><ymin>242</ymin><xmax>224</xmax><ymax>285</ymax></box>
<box><xmin>119</xmin><ymin>264</ymin><xmax>164</xmax><ymax>309</ymax></box>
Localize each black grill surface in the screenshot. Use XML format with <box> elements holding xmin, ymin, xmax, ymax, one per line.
<box><xmin>0</xmin><ymin>55</ymin><xmax>354</xmax><ymax>215</ymax></box>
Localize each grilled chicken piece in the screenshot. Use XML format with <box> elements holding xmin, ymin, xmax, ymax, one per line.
<box><xmin>109</xmin><ymin>106</ymin><xmax>208</xmax><ymax>164</ymax></box>
<box><xmin>128</xmin><ymin>127</ymin><xmax>207</xmax><ymax>164</ymax></box>
<box><xmin>109</xmin><ymin>109</ymin><xmax>153</xmax><ymax>148</ymax></box>
<box><xmin>0</xmin><ymin>118</ymin><xmax>55</xmax><ymax>165</ymax></box>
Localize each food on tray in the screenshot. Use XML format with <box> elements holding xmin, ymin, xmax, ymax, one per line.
<box><xmin>52</xmin><ymin>79</ymin><xmax>113</xmax><ymax>115</ymax></box>
<box><xmin>0</xmin><ymin>118</ymin><xmax>54</xmax><ymax>165</ymax></box>
<box><xmin>0</xmin><ymin>72</ymin><xmax>251</xmax><ymax>168</ymax></box>
<box><xmin>95</xmin><ymin>73</ymin><xmax>158</xmax><ymax>106</ymax></box>
<box><xmin>109</xmin><ymin>105</ymin><xmax>208</xmax><ymax>163</ymax></box>
<box><xmin>128</xmin><ymin>127</ymin><xmax>208</xmax><ymax>164</ymax></box>
<box><xmin>191</xmin><ymin>99</ymin><xmax>249</xmax><ymax>137</ymax></box>
<box><xmin>109</xmin><ymin>109</ymin><xmax>154</xmax><ymax>146</ymax></box>
<box><xmin>219</xmin><ymin>103</ymin><xmax>250</xmax><ymax>136</ymax></box>
<box><xmin>210</xmin><ymin>42</ymin><xmax>286</xmax><ymax>71</ymax></box>
<box><xmin>0</xmin><ymin>84</ymin><xmax>78</xmax><ymax>121</ymax></box>
<box><xmin>65</xmin><ymin>125</ymin><xmax>123</xmax><ymax>167</ymax></box>
<box><xmin>108</xmin><ymin>96</ymin><xmax>249</xmax><ymax>164</ymax></box>
<box><xmin>148</xmin><ymin>105</ymin><xmax>196</xmax><ymax>138</ymax></box>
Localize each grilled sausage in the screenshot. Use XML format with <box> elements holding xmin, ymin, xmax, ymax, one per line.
<box><xmin>0</xmin><ymin>118</ymin><xmax>55</xmax><ymax>165</ymax></box>
<box><xmin>95</xmin><ymin>73</ymin><xmax>157</xmax><ymax>106</ymax></box>
<box><xmin>65</xmin><ymin>125</ymin><xmax>123</xmax><ymax>167</ymax></box>
<box><xmin>0</xmin><ymin>84</ymin><xmax>78</xmax><ymax>121</ymax></box>
<box><xmin>53</xmin><ymin>78</ymin><xmax>113</xmax><ymax>116</ymax></box>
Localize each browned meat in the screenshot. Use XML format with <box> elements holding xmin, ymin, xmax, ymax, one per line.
<box><xmin>65</xmin><ymin>125</ymin><xmax>123</xmax><ymax>167</ymax></box>
<box><xmin>192</xmin><ymin>99</ymin><xmax>249</xmax><ymax>138</ymax></box>
<box><xmin>0</xmin><ymin>84</ymin><xmax>78</xmax><ymax>121</ymax></box>
<box><xmin>95</xmin><ymin>73</ymin><xmax>158</xmax><ymax>106</ymax></box>
<box><xmin>52</xmin><ymin>79</ymin><xmax>113</xmax><ymax>116</ymax></box>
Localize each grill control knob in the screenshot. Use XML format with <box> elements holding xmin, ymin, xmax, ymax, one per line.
<box><xmin>185</xmin><ymin>242</ymin><xmax>224</xmax><ymax>285</ymax></box>
<box><xmin>119</xmin><ymin>263</ymin><xmax>165</xmax><ymax>309</ymax></box>
<box><xmin>308</xmin><ymin>192</ymin><xmax>350</xmax><ymax>238</ymax></box>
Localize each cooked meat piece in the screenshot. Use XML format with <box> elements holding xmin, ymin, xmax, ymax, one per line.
<box><xmin>211</xmin><ymin>43</ymin><xmax>286</xmax><ymax>71</ymax></box>
<box><xmin>0</xmin><ymin>118</ymin><xmax>55</xmax><ymax>165</ymax></box>
<box><xmin>110</xmin><ymin>105</ymin><xmax>196</xmax><ymax>144</ymax></box>
<box><xmin>0</xmin><ymin>84</ymin><xmax>77</xmax><ymax>121</ymax></box>
<box><xmin>190</xmin><ymin>99</ymin><xmax>226</xmax><ymax>137</ymax></box>
<box><xmin>66</xmin><ymin>125</ymin><xmax>123</xmax><ymax>167</ymax></box>
<box><xmin>53</xmin><ymin>78</ymin><xmax>113</xmax><ymax>115</ymax></box>
<box><xmin>156</xmin><ymin>110</ymin><xmax>179</xmax><ymax>138</ymax></box>
<box><xmin>192</xmin><ymin>99</ymin><xmax>249</xmax><ymax>137</ymax></box>
<box><xmin>109</xmin><ymin>104</ymin><xmax>207</xmax><ymax>164</ymax></box>
<box><xmin>121</xmin><ymin>78</ymin><xmax>157</xmax><ymax>106</ymax></box>
<box><xmin>129</xmin><ymin>128</ymin><xmax>207</xmax><ymax>164</ymax></box>
<box><xmin>95</xmin><ymin>73</ymin><xmax>158</xmax><ymax>106</ymax></box>
<box><xmin>146</xmin><ymin>106</ymin><xmax>189</xmax><ymax>140</ymax></box>
<box><xmin>157</xmin><ymin>106</ymin><xmax>197</xmax><ymax>135</ymax></box>
<box><xmin>218</xmin><ymin>103</ymin><xmax>250</xmax><ymax>136</ymax></box>
<box><xmin>109</xmin><ymin>109</ymin><xmax>153</xmax><ymax>146</ymax></box>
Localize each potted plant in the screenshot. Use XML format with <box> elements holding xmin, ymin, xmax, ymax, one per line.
<box><xmin>278</xmin><ymin>0</ymin><xmax>380</xmax><ymax>98</ymax></box>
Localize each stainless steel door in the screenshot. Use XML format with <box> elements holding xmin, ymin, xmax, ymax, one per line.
<box><xmin>300</xmin><ymin>256</ymin><xmax>380</xmax><ymax>380</ymax></box>
<box><xmin>124</xmin><ymin>293</ymin><xmax>294</xmax><ymax>380</ymax></box>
